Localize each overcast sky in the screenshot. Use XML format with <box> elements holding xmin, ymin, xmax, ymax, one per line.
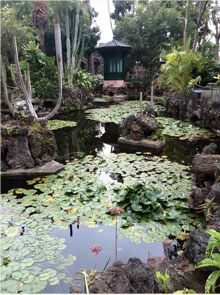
<box><xmin>90</xmin><ymin>0</ymin><xmax>115</xmax><ymax>43</ymax></box>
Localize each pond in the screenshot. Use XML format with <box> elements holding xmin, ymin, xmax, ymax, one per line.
<box><xmin>1</xmin><ymin>100</ymin><xmax>218</xmax><ymax>293</ymax></box>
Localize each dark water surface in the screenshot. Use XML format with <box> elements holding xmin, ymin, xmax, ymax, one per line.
<box><xmin>53</xmin><ymin>111</ymin><xmax>213</xmax><ymax>166</ymax></box>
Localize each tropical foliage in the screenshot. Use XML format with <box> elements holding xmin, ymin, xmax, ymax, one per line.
<box><xmin>196</xmin><ymin>229</ymin><xmax>220</xmax><ymax>294</ymax></box>
<box><xmin>22</xmin><ymin>41</ymin><xmax>58</xmax><ymax>100</ymax></box>
<box><xmin>158</xmin><ymin>41</ymin><xmax>203</xmax><ymax>95</ymax></box>
<box><xmin>1</xmin><ymin>5</ymin><xmax>37</xmax><ymax>64</ymax></box>
<box><xmin>71</xmin><ymin>69</ymin><xmax>102</xmax><ymax>91</ymax></box>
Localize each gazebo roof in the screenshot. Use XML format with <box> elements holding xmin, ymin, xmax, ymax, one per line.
<box><xmin>96</xmin><ymin>37</ymin><xmax>132</xmax><ymax>53</ymax></box>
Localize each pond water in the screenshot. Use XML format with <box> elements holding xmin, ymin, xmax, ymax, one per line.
<box><xmin>1</xmin><ymin>104</ymin><xmax>218</xmax><ymax>294</ymax></box>
<box><xmin>42</xmin><ymin>224</ymin><xmax>163</xmax><ymax>293</ymax></box>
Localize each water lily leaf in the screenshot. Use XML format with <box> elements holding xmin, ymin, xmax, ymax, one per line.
<box><xmin>5</xmin><ymin>226</ymin><xmax>19</xmax><ymax>237</ymax></box>
<box><xmin>1</xmin><ymin>279</ymin><xmax>19</xmax><ymax>293</ymax></box>
<box><xmin>1</xmin><ymin>266</ymin><xmax>13</xmax><ymax>281</ymax></box>
<box><xmin>49</xmin><ymin>277</ymin><xmax>60</xmax><ymax>286</ymax></box>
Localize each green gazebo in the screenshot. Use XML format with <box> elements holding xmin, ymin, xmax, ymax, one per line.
<box><xmin>96</xmin><ymin>37</ymin><xmax>132</xmax><ymax>87</ymax></box>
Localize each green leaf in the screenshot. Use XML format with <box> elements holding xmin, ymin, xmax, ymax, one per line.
<box><xmin>205</xmin><ymin>270</ymin><xmax>220</xmax><ymax>293</ymax></box>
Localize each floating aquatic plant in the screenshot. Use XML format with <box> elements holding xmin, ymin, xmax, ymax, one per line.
<box><xmin>85</xmin><ymin>100</ymin><xmax>214</xmax><ymax>139</ymax></box>
<box><xmin>1</xmin><ymin>152</ymin><xmax>204</xmax><ymax>292</ymax></box>
<box><xmin>47</xmin><ymin>119</ymin><xmax>77</xmax><ymax>130</ymax></box>
<box><xmin>157</xmin><ymin>117</ymin><xmax>214</xmax><ymax>139</ymax></box>
<box><xmin>86</xmin><ymin>100</ymin><xmax>165</xmax><ymax>124</ymax></box>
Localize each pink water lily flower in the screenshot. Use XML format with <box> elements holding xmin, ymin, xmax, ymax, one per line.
<box><xmin>91</xmin><ymin>245</ymin><xmax>101</xmax><ymax>254</ymax></box>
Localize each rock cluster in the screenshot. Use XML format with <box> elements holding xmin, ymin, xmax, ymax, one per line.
<box><xmin>120</xmin><ymin>111</ymin><xmax>159</xmax><ymax>141</ymax></box>
<box><xmin>62</xmin><ymin>86</ymin><xmax>93</xmax><ymax>111</ymax></box>
<box><xmin>189</xmin><ymin>143</ymin><xmax>220</xmax><ymax>211</ymax></box>
<box><xmin>102</xmin><ymin>85</ymin><xmax>128</xmax><ymax>97</ymax></box>
<box><xmin>166</xmin><ymin>92</ymin><xmax>220</xmax><ymax>131</ymax></box>
<box><xmin>1</xmin><ymin>117</ymin><xmax>56</xmax><ymax>171</ymax></box>
<box><xmin>89</xmin><ymin>258</ymin><xmax>154</xmax><ymax>294</ymax></box>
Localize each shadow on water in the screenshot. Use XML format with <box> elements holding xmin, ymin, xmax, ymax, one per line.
<box><xmin>53</xmin><ymin>111</ymin><xmax>216</xmax><ymax>165</ymax></box>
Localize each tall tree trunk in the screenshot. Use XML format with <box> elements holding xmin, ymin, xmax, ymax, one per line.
<box><xmin>212</xmin><ymin>0</ymin><xmax>219</xmax><ymax>61</ymax></box>
<box><xmin>70</xmin><ymin>0</ymin><xmax>80</xmax><ymax>81</ymax></box>
<box><xmin>183</xmin><ymin>0</ymin><xmax>190</xmax><ymax>50</ymax></box>
<box><xmin>41</xmin><ymin>3</ymin><xmax>63</xmax><ymax>120</ymax></box>
<box><xmin>65</xmin><ymin>1</ymin><xmax>71</xmax><ymax>84</ymax></box>
<box><xmin>54</xmin><ymin>4</ymin><xmax>63</xmax><ymax>76</ymax></box>
<box><xmin>88</xmin><ymin>53</ymin><xmax>94</xmax><ymax>75</ymax></box>
<box><xmin>13</xmin><ymin>35</ymin><xmax>38</xmax><ymax>118</ymax></box>
<box><xmin>192</xmin><ymin>1</ymin><xmax>208</xmax><ymax>52</ymax></box>
<box><xmin>39</xmin><ymin>26</ymin><xmax>46</xmax><ymax>53</ymax></box>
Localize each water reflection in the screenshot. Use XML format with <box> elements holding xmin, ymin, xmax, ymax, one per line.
<box><xmin>53</xmin><ymin>112</ymin><xmax>216</xmax><ymax>166</ymax></box>
<box><xmin>41</xmin><ymin>224</ymin><xmax>164</xmax><ymax>294</ymax></box>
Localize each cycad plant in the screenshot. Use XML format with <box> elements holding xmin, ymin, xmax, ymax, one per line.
<box><xmin>196</xmin><ymin>229</ymin><xmax>220</xmax><ymax>293</ymax></box>
<box><xmin>158</xmin><ymin>39</ymin><xmax>203</xmax><ymax>96</ymax></box>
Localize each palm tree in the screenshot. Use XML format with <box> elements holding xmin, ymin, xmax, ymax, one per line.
<box><xmin>31</xmin><ymin>0</ymin><xmax>48</xmax><ymax>53</ymax></box>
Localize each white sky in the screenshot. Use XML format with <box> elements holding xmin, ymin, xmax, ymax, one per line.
<box><xmin>90</xmin><ymin>0</ymin><xmax>115</xmax><ymax>43</ymax></box>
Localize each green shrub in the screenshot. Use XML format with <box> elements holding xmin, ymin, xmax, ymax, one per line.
<box><xmin>199</xmin><ymin>60</ymin><xmax>220</xmax><ymax>86</ymax></box>
<box><xmin>23</xmin><ymin>41</ymin><xmax>58</xmax><ymax>100</ymax></box>
<box><xmin>71</xmin><ymin>69</ymin><xmax>102</xmax><ymax>92</ymax></box>
<box><xmin>158</xmin><ymin>40</ymin><xmax>203</xmax><ymax>96</ymax></box>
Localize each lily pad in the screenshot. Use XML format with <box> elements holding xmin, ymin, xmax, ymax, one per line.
<box><xmin>86</xmin><ymin>100</ymin><xmax>165</xmax><ymax>124</ymax></box>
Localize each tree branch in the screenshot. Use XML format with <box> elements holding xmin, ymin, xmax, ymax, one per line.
<box><xmin>192</xmin><ymin>0</ymin><xmax>208</xmax><ymax>52</ymax></box>
<box><xmin>13</xmin><ymin>35</ymin><xmax>38</xmax><ymax>118</ymax></box>
<box><xmin>1</xmin><ymin>65</ymin><xmax>14</xmax><ymax>116</ymax></box>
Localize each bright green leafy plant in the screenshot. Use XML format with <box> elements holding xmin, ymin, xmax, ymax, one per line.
<box><xmin>174</xmin><ymin>288</ymin><xmax>196</xmax><ymax>293</ymax></box>
<box><xmin>156</xmin><ymin>269</ymin><xmax>170</xmax><ymax>293</ymax></box>
<box><xmin>196</xmin><ymin>229</ymin><xmax>220</xmax><ymax>293</ymax></box>
<box><xmin>71</xmin><ymin>68</ymin><xmax>102</xmax><ymax>91</ymax></box>
<box><xmin>158</xmin><ymin>40</ymin><xmax>203</xmax><ymax>96</ymax></box>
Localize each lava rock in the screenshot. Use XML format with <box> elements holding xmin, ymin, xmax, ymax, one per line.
<box><xmin>136</xmin><ymin>114</ymin><xmax>158</xmax><ymax>133</ymax></box>
<box><xmin>192</xmin><ymin>154</ymin><xmax>220</xmax><ymax>177</ymax></box>
<box><xmin>212</xmin><ymin>182</ymin><xmax>220</xmax><ymax>202</ymax></box>
<box><xmin>202</xmin><ymin>143</ymin><xmax>218</xmax><ymax>155</ymax></box>
<box><xmin>184</xmin><ymin>228</ymin><xmax>209</xmax><ymax>264</ymax></box>
<box><xmin>1</xmin><ymin>118</ymin><xmax>57</xmax><ymax>170</ymax></box>
<box><xmin>90</xmin><ymin>258</ymin><xmax>154</xmax><ymax>294</ymax></box>
<box><xmin>6</xmin><ymin>135</ymin><xmax>35</xmax><ymax>169</ymax></box>
<box><xmin>188</xmin><ymin>185</ymin><xmax>210</xmax><ymax>209</ymax></box>
<box><xmin>152</xmin><ymin>257</ymin><xmax>207</xmax><ymax>293</ymax></box>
